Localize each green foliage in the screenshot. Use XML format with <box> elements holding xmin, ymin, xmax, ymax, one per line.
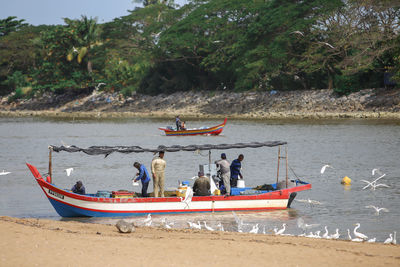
<box><xmin>0</xmin><ymin>16</ymin><xmax>28</xmax><ymax>37</ymax></box>
<box><xmin>1</xmin><ymin>1</ymin><xmax>400</xmax><ymax>100</ymax></box>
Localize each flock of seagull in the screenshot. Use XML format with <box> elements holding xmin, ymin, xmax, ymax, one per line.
<box><xmin>138</xmin><ymin>212</ymin><xmax>396</xmax><ymax>245</ymax></box>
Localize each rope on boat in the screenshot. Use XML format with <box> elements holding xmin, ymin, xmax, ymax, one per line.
<box><xmin>50</xmin><ymin>141</ymin><xmax>287</xmax><ymax>157</ymax></box>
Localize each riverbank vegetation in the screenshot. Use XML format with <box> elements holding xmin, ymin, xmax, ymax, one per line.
<box><xmin>0</xmin><ymin>0</ymin><xmax>399</xmax><ymax>100</ymax></box>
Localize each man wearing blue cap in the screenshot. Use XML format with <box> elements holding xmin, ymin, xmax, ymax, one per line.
<box><xmin>215</xmin><ymin>153</ymin><xmax>231</xmax><ymax>195</ymax></box>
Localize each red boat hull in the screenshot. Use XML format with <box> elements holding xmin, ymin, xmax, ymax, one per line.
<box><xmin>159</xmin><ymin>118</ymin><xmax>227</xmax><ymax>136</ymax></box>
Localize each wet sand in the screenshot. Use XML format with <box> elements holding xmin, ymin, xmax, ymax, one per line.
<box><xmin>0</xmin><ymin>216</ymin><xmax>398</xmax><ymax>267</ymax></box>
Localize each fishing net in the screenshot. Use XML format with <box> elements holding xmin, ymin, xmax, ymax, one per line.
<box><xmin>50</xmin><ymin>141</ymin><xmax>287</xmax><ymax>157</ymax></box>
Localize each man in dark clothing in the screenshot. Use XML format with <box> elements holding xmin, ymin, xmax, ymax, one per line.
<box><xmin>175</xmin><ymin>115</ymin><xmax>182</xmax><ymax>130</ymax></box>
<box><xmin>230</xmin><ymin>154</ymin><xmax>244</xmax><ymax>187</ymax></box>
<box><xmin>133</xmin><ymin>162</ymin><xmax>151</xmax><ymax>197</ymax></box>
<box><xmin>193</xmin><ymin>171</ymin><xmax>211</xmax><ymax>196</ymax></box>
<box><xmin>71</xmin><ymin>181</ymin><xmax>85</xmax><ymax>195</ymax></box>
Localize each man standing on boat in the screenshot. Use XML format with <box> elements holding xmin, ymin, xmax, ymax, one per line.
<box><xmin>176</xmin><ymin>115</ymin><xmax>182</xmax><ymax>130</ymax></box>
<box><xmin>133</xmin><ymin>162</ymin><xmax>150</xmax><ymax>197</ymax></box>
<box><xmin>230</xmin><ymin>154</ymin><xmax>244</xmax><ymax>187</ymax></box>
<box><xmin>215</xmin><ymin>153</ymin><xmax>231</xmax><ymax>195</ymax></box>
<box><xmin>151</xmin><ymin>151</ymin><xmax>166</xmax><ymax>197</ymax></box>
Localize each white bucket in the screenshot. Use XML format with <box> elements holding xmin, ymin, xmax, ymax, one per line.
<box><xmin>237</xmin><ymin>179</ymin><xmax>245</xmax><ymax>188</ymax></box>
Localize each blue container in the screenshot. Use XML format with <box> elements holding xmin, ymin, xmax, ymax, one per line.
<box><xmin>230</xmin><ymin>187</ymin><xmax>252</xmax><ymax>196</ymax></box>
<box><xmin>182</xmin><ymin>181</ymin><xmax>190</xmax><ymax>186</ymax></box>
<box><xmin>96</xmin><ymin>190</ymin><xmax>112</xmax><ymax>198</ymax></box>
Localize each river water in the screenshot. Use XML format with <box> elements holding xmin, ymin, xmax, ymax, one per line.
<box><xmin>0</xmin><ymin>117</ymin><xmax>399</xmax><ymax>242</ymax></box>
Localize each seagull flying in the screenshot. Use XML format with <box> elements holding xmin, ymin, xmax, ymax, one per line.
<box><xmin>295</xmin><ymin>199</ymin><xmax>323</xmax><ymax>205</ymax></box>
<box><xmin>0</xmin><ymin>170</ymin><xmax>11</xmax><ymax>176</ymax></box>
<box><xmin>361</xmin><ymin>173</ymin><xmax>387</xmax><ymax>190</ymax></box>
<box><xmin>65</xmin><ymin>168</ymin><xmax>73</xmax><ymax>177</ymax></box>
<box><xmin>372</xmin><ymin>168</ymin><xmax>383</xmax><ymax>176</ymax></box>
<box><xmin>320</xmin><ymin>165</ymin><xmax>333</xmax><ymax>174</ymax></box>
<box><xmin>365</xmin><ymin>205</ymin><xmax>389</xmax><ymax>215</ymax></box>
<box><xmin>297</xmin><ymin>218</ymin><xmax>320</xmax><ymax>231</ymax></box>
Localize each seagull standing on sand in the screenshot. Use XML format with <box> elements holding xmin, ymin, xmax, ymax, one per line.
<box><xmin>384</xmin><ymin>234</ymin><xmax>393</xmax><ymax>244</ymax></box>
<box><xmin>365</xmin><ymin>205</ymin><xmax>389</xmax><ymax>216</ymax></box>
<box><xmin>161</xmin><ymin>218</ymin><xmax>173</xmax><ymax>229</ymax></box>
<box><xmin>249</xmin><ymin>224</ymin><xmax>259</xmax><ymax>234</ymax></box>
<box><xmin>143</xmin><ymin>214</ymin><xmax>152</xmax><ymax>227</ymax></box>
<box><xmin>275</xmin><ymin>224</ymin><xmax>286</xmax><ymax>235</ymax></box>
<box><xmin>329</xmin><ymin>229</ymin><xmax>340</xmax><ymax>240</ymax></box>
<box><xmin>353</xmin><ymin>223</ymin><xmax>368</xmax><ymax>240</ymax></box>
<box><xmin>203</xmin><ymin>221</ymin><xmax>214</xmax><ymax>231</ymax></box>
<box><xmin>347</xmin><ymin>229</ymin><xmax>363</xmax><ymax>242</ymax></box>
<box><xmin>188</xmin><ymin>221</ymin><xmax>201</xmax><ymax>230</ymax></box>
<box><xmin>322</xmin><ymin>226</ymin><xmax>330</xmax><ymax>239</ymax></box>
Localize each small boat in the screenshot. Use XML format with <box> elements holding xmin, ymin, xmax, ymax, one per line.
<box><xmin>159</xmin><ymin>118</ymin><xmax>227</xmax><ymax>136</ymax></box>
<box><xmin>27</xmin><ymin>141</ymin><xmax>311</xmax><ymax>218</ymax></box>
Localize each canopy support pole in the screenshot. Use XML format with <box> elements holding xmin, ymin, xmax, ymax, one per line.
<box><xmin>276</xmin><ymin>146</ymin><xmax>281</xmax><ymax>184</ymax></box>
<box><xmin>48</xmin><ymin>146</ymin><xmax>53</xmax><ymax>182</ymax></box>
<box><xmin>285</xmin><ymin>146</ymin><xmax>288</xmax><ymax>188</ymax></box>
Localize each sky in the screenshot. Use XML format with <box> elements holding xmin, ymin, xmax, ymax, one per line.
<box><xmin>1</xmin><ymin>0</ymin><xmax>187</xmax><ymax>26</ymax></box>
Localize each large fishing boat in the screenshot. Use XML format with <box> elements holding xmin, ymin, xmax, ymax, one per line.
<box><xmin>27</xmin><ymin>141</ymin><xmax>311</xmax><ymax>217</ymax></box>
<box><xmin>159</xmin><ymin>118</ymin><xmax>227</xmax><ymax>136</ymax></box>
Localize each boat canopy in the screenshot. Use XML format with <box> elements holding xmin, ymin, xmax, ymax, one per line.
<box><xmin>50</xmin><ymin>141</ymin><xmax>287</xmax><ymax>157</ymax></box>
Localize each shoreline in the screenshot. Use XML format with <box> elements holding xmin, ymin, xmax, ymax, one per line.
<box><xmin>1</xmin><ymin>110</ymin><xmax>400</xmax><ymax>120</ymax></box>
<box><xmin>1</xmin><ymin>88</ymin><xmax>399</xmax><ymax>121</ymax></box>
<box><xmin>0</xmin><ymin>216</ymin><xmax>399</xmax><ymax>266</ymax></box>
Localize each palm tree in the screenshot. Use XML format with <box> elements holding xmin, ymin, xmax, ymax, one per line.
<box><xmin>66</xmin><ymin>16</ymin><xmax>102</xmax><ymax>74</ymax></box>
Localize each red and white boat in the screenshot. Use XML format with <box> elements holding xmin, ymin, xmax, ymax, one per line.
<box><xmin>26</xmin><ymin>141</ymin><xmax>311</xmax><ymax>217</ymax></box>
<box><xmin>159</xmin><ymin>118</ymin><xmax>227</xmax><ymax>136</ymax></box>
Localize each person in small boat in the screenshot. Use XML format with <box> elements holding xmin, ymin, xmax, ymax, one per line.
<box><xmin>230</xmin><ymin>154</ymin><xmax>244</xmax><ymax>187</ymax></box>
<box><xmin>181</xmin><ymin>121</ymin><xmax>187</xmax><ymax>130</ymax></box>
<box><xmin>151</xmin><ymin>150</ymin><xmax>166</xmax><ymax>197</ymax></box>
<box><xmin>193</xmin><ymin>171</ymin><xmax>210</xmax><ymax>196</ymax></box>
<box><xmin>133</xmin><ymin>162</ymin><xmax>150</xmax><ymax>197</ymax></box>
<box><xmin>71</xmin><ymin>181</ymin><xmax>85</xmax><ymax>195</ymax></box>
<box><xmin>175</xmin><ymin>115</ymin><xmax>182</xmax><ymax>130</ymax></box>
<box><xmin>215</xmin><ymin>153</ymin><xmax>231</xmax><ymax>195</ymax></box>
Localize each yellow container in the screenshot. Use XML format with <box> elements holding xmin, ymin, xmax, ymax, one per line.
<box><xmin>341</xmin><ymin>176</ymin><xmax>351</xmax><ymax>185</ymax></box>
<box><xmin>214</xmin><ymin>189</ymin><xmax>221</xmax><ymax>195</ymax></box>
<box><xmin>176</xmin><ymin>186</ymin><xmax>187</xmax><ymax>198</ymax></box>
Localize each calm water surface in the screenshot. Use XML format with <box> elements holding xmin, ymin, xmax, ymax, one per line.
<box><xmin>0</xmin><ymin>117</ymin><xmax>399</xmax><ymax>242</ymax></box>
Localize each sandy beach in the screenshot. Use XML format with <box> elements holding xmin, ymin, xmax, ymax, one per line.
<box><xmin>0</xmin><ymin>216</ymin><xmax>398</xmax><ymax>267</ymax></box>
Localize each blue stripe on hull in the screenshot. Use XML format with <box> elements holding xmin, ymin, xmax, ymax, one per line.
<box><xmin>48</xmin><ymin>198</ymin><xmax>151</xmax><ymax>217</ymax></box>
<box><xmin>48</xmin><ymin>198</ymin><xmax>214</xmax><ymax>218</ymax></box>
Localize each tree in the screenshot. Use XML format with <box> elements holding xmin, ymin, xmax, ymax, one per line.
<box><xmin>0</xmin><ymin>16</ymin><xmax>28</xmax><ymax>37</ymax></box>
<box><xmin>65</xmin><ymin>16</ymin><xmax>102</xmax><ymax>75</ymax></box>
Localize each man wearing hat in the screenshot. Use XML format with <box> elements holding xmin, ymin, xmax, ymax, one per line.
<box><xmin>193</xmin><ymin>171</ymin><xmax>211</xmax><ymax>196</ymax></box>
<box><xmin>151</xmin><ymin>151</ymin><xmax>166</xmax><ymax>197</ymax></box>
<box><xmin>215</xmin><ymin>153</ymin><xmax>231</xmax><ymax>195</ymax></box>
